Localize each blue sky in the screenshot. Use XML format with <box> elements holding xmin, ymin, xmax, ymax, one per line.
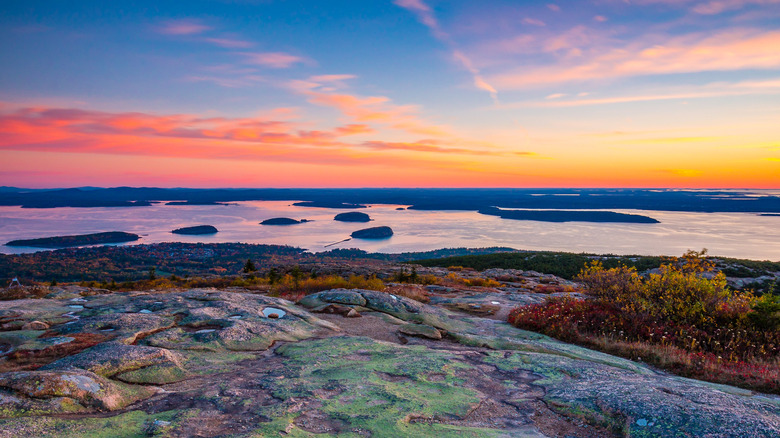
<box><xmin>1</xmin><ymin>0</ymin><xmax>779</xmax><ymax>187</ymax></box>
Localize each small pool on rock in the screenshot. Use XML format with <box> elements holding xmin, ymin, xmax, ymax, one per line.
<box><xmin>262</xmin><ymin>307</ymin><xmax>286</xmax><ymax>318</ymax></box>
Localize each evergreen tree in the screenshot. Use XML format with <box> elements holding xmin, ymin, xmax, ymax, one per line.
<box><xmin>242</xmin><ymin>258</ymin><xmax>257</xmax><ymax>273</ymax></box>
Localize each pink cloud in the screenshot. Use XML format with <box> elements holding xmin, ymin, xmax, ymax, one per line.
<box><xmin>491</xmin><ymin>29</ymin><xmax>780</xmax><ymax>89</ymax></box>
<box><xmin>203</xmin><ymin>37</ymin><xmax>254</xmax><ymax>49</ymax></box>
<box><xmin>241</xmin><ymin>52</ymin><xmax>307</xmax><ymax>68</ymax></box>
<box><xmin>522</xmin><ymin>18</ymin><xmax>546</xmax><ymax>27</ymax></box>
<box><xmin>693</xmin><ymin>0</ymin><xmax>780</xmax><ymax>14</ymax></box>
<box><xmin>158</xmin><ymin>19</ymin><xmax>212</xmax><ymax>35</ymax></box>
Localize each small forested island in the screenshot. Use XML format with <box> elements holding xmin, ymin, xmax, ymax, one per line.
<box><xmin>166</xmin><ymin>201</ymin><xmax>233</xmax><ymax>206</ymax></box>
<box><xmin>479</xmin><ymin>207</ymin><xmax>660</xmax><ymax>223</ymax></box>
<box><xmin>260</xmin><ymin>218</ymin><xmax>310</xmax><ymax>225</ymax></box>
<box><xmin>171</xmin><ymin>225</ymin><xmax>218</xmax><ymax>235</ymax></box>
<box><xmin>293</xmin><ymin>201</ymin><xmax>367</xmax><ymax>209</ymax></box>
<box><xmin>334</xmin><ymin>212</ymin><xmax>371</xmax><ymax>222</ymax></box>
<box><xmin>6</xmin><ymin>231</ymin><xmax>140</xmax><ymax>248</ymax></box>
<box><xmin>351</xmin><ymin>226</ymin><xmax>393</xmax><ymax>239</ymax></box>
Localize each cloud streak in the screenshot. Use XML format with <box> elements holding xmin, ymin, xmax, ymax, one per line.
<box><xmin>157</xmin><ymin>19</ymin><xmax>212</xmax><ymax>35</ymax></box>
<box><xmin>394</xmin><ymin>0</ymin><xmax>499</xmax><ymax>103</ymax></box>
<box><xmin>490</xmin><ymin>29</ymin><xmax>780</xmax><ymax>89</ymax></box>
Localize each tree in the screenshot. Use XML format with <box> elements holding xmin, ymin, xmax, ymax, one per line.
<box><xmin>267</xmin><ymin>268</ymin><xmax>281</xmax><ymax>285</ymax></box>
<box><xmin>242</xmin><ymin>258</ymin><xmax>257</xmax><ymax>273</ymax></box>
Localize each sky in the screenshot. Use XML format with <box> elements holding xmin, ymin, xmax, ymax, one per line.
<box><xmin>0</xmin><ymin>0</ymin><xmax>778</xmax><ymax>188</ymax></box>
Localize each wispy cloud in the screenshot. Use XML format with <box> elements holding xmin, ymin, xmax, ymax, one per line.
<box><xmin>240</xmin><ymin>52</ymin><xmax>308</xmax><ymax>68</ymax></box>
<box><xmin>289</xmin><ymin>79</ymin><xmax>452</xmax><ymax>137</ymax></box>
<box><xmin>500</xmin><ymin>78</ymin><xmax>780</xmax><ymax>108</ymax></box>
<box><xmin>692</xmin><ymin>0</ymin><xmax>780</xmax><ymax>14</ymax></box>
<box><xmin>157</xmin><ymin>19</ymin><xmax>212</xmax><ymax>35</ymax></box>
<box><xmin>394</xmin><ymin>0</ymin><xmax>499</xmax><ymax>103</ymax></box>
<box><xmin>203</xmin><ymin>37</ymin><xmax>254</xmax><ymax>49</ymax></box>
<box><xmin>522</xmin><ymin>18</ymin><xmax>546</xmax><ymax>27</ymax></box>
<box><xmin>491</xmin><ymin>29</ymin><xmax>780</xmax><ymax>89</ymax></box>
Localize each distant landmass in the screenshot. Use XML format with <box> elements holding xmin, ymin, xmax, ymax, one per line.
<box><xmin>334</xmin><ymin>212</ymin><xmax>371</xmax><ymax>222</ymax></box>
<box><xmin>1</xmin><ymin>187</ymin><xmax>779</xmax><ymax>214</ymax></box>
<box><xmin>171</xmin><ymin>225</ymin><xmax>219</xmax><ymax>235</ymax></box>
<box><xmin>6</xmin><ymin>231</ymin><xmax>140</xmax><ymax>248</ymax></box>
<box><xmin>260</xmin><ymin>218</ymin><xmax>310</xmax><ymax>225</ymax></box>
<box><xmin>478</xmin><ymin>207</ymin><xmax>660</xmax><ymax>223</ymax></box>
<box><xmin>351</xmin><ymin>226</ymin><xmax>393</xmax><ymax>239</ymax></box>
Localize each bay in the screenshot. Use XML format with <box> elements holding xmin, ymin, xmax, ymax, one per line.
<box><xmin>0</xmin><ymin>201</ymin><xmax>778</xmax><ymax>260</ymax></box>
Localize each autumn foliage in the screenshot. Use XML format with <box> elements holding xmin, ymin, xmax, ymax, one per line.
<box><xmin>508</xmin><ymin>251</ymin><xmax>780</xmax><ymax>393</ymax></box>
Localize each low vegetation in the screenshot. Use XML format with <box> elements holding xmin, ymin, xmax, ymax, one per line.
<box><xmin>417</xmin><ymin>251</ymin><xmax>666</xmax><ymax>280</ymax></box>
<box><xmin>508</xmin><ymin>251</ymin><xmax>780</xmax><ymax>393</ymax></box>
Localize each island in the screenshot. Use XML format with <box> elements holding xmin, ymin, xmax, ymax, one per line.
<box><xmin>350</xmin><ymin>226</ymin><xmax>393</xmax><ymax>239</ymax></box>
<box><xmin>478</xmin><ymin>207</ymin><xmax>660</xmax><ymax>223</ymax></box>
<box><xmin>171</xmin><ymin>225</ymin><xmax>219</xmax><ymax>235</ymax></box>
<box><xmin>260</xmin><ymin>218</ymin><xmax>310</xmax><ymax>225</ymax></box>
<box><xmin>334</xmin><ymin>212</ymin><xmax>371</xmax><ymax>222</ymax></box>
<box><xmin>293</xmin><ymin>201</ymin><xmax>367</xmax><ymax>209</ymax></box>
<box><xmin>6</xmin><ymin>231</ymin><xmax>141</xmax><ymax>248</ymax></box>
<box><xmin>166</xmin><ymin>201</ymin><xmax>233</xmax><ymax>206</ymax></box>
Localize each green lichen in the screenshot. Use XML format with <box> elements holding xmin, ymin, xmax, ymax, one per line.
<box><xmin>251</xmin><ymin>336</ymin><xmax>502</xmax><ymax>437</ymax></box>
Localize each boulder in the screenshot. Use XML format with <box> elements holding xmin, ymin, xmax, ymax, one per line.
<box><xmin>20</xmin><ymin>321</ymin><xmax>49</xmax><ymax>331</ymax></box>
<box><xmin>41</xmin><ymin>343</ymin><xmax>186</xmax><ymax>382</ymax></box>
<box><xmin>0</xmin><ymin>370</ymin><xmax>153</xmax><ymax>414</ymax></box>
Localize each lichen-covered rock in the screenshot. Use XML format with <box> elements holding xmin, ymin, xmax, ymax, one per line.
<box><xmin>0</xmin><ymin>370</ymin><xmax>153</xmax><ymax>415</ymax></box>
<box><xmin>299</xmin><ymin>289</ymin><xmax>467</xmax><ymax>332</ymax></box>
<box><xmin>53</xmin><ymin>313</ymin><xmax>176</xmax><ymax>345</ymax></box>
<box><xmin>41</xmin><ymin>343</ymin><xmax>186</xmax><ymax>382</ymax></box>
<box><xmin>485</xmin><ymin>350</ymin><xmax>780</xmax><ymax>437</ymax></box>
<box><xmin>398</xmin><ymin>323</ymin><xmax>442</xmax><ymax>340</ymax></box>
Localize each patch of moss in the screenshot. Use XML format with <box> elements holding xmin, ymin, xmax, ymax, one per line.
<box><xmin>0</xmin><ymin>409</ymin><xmax>187</xmax><ymax>438</ymax></box>
<box><xmin>253</xmin><ymin>336</ymin><xmax>503</xmax><ymax>437</ymax></box>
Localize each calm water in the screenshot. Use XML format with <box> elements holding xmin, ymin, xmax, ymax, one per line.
<box><xmin>0</xmin><ymin>201</ymin><xmax>778</xmax><ymax>260</ymax></box>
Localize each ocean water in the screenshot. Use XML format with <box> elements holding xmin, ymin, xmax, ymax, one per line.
<box><xmin>0</xmin><ymin>201</ymin><xmax>778</xmax><ymax>260</ymax></box>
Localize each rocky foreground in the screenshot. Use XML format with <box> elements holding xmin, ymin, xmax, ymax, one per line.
<box><xmin>0</xmin><ymin>275</ymin><xmax>778</xmax><ymax>437</ymax></box>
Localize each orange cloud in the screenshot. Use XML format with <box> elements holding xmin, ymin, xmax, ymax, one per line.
<box><xmin>293</xmin><ymin>84</ymin><xmax>451</xmax><ymax>137</ymax></box>
<box><xmin>0</xmin><ymin>104</ymin><xmax>513</xmax><ymax>177</ymax></box>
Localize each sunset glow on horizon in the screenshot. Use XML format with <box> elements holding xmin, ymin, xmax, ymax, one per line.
<box><xmin>1</xmin><ymin>0</ymin><xmax>778</xmax><ymax>188</ymax></box>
